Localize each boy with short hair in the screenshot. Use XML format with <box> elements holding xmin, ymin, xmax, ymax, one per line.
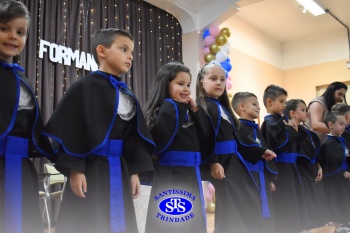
<box><xmin>331</xmin><ymin>103</ymin><xmax>350</xmax><ymax>142</ymax></box>
<box><xmin>43</xmin><ymin>28</ymin><xmax>155</xmax><ymax>233</ymax></box>
<box><xmin>319</xmin><ymin>111</ymin><xmax>350</xmax><ymax>233</ymax></box>
<box><xmin>232</xmin><ymin>92</ymin><xmax>277</xmax><ymax>233</ymax></box>
<box><xmin>260</xmin><ymin>85</ymin><xmax>307</xmax><ymax>233</ymax></box>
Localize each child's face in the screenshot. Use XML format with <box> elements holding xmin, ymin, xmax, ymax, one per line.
<box><xmin>102</xmin><ymin>35</ymin><xmax>134</xmax><ymax>76</ymax></box>
<box><xmin>242</xmin><ymin>96</ymin><xmax>260</xmax><ymax>120</ymax></box>
<box><xmin>169</xmin><ymin>71</ymin><xmax>191</xmax><ymax>102</ymax></box>
<box><xmin>0</xmin><ymin>17</ymin><xmax>28</xmax><ymax>63</ymax></box>
<box><xmin>330</xmin><ymin>115</ymin><xmax>346</xmax><ymax>137</ymax></box>
<box><xmin>293</xmin><ymin>102</ymin><xmax>308</xmax><ymax>123</ymax></box>
<box><xmin>268</xmin><ymin>94</ymin><xmax>286</xmax><ymax>115</ymax></box>
<box><xmin>201</xmin><ymin>66</ymin><xmax>226</xmax><ymax>99</ymax></box>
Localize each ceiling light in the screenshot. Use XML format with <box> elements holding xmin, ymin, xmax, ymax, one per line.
<box><xmin>296</xmin><ymin>0</ymin><xmax>325</xmax><ymax>16</ymax></box>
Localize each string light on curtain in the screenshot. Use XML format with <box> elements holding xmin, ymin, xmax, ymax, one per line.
<box><xmin>62</xmin><ymin>0</ymin><xmax>67</xmax><ymax>94</ymax></box>
<box><xmin>78</xmin><ymin>1</ymin><xmax>83</xmax><ymax>79</ymax></box>
<box><xmin>36</xmin><ymin>0</ymin><xmax>42</xmax><ymax>99</ymax></box>
<box><xmin>158</xmin><ymin>15</ymin><xmax>162</xmax><ymax>62</ymax></box>
<box><xmin>138</xmin><ymin>7</ymin><xmax>141</xmax><ymax>57</ymax></box>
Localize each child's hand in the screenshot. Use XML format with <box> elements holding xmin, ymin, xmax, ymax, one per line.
<box><xmin>269</xmin><ymin>182</ymin><xmax>276</xmax><ymax>192</ymax></box>
<box><xmin>210</xmin><ymin>163</ymin><xmax>225</xmax><ymax>180</ymax></box>
<box><xmin>343</xmin><ymin>171</ymin><xmax>350</xmax><ymax>180</ymax></box>
<box><xmin>315</xmin><ymin>165</ymin><xmax>323</xmax><ymax>182</ymax></box>
<box><xmin>130</xmin><ymin>174</ymin><xmax>141</xmax><ymax>199</ymax></box>
<box><xmin>70</xmin><ymin>170</ymin><xmax>87</xmax><ymax>198</ymax></box>
<box><xmin>262</xmin><ymin>149</ymin><xmax>276</xmax><ymax>161</ymax></box>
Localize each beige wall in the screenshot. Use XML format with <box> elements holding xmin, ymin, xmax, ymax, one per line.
<box><xmin>284</xmin><ymin>59</ymin><xmax>350</xmax><ymax>105</ymax></box>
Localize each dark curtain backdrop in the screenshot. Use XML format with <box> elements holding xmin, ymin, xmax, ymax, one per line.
<box><xmin>17</xmin><ymin>0</ymin><xmax>183</xmax><ymax>123</ymax></box>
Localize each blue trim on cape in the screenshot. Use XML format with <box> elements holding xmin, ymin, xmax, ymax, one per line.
<box><xmin>155</xmin><ymin>99</ymin><xmax>179</xmax><ymax>154</ymax></box>
<box><xmin>324</xmin><ymin>136</ymin><xmax>349</xmax><ymax>176</ymax></box>
<box><xmin>264</xmin><ymin>114</ymin><xmax>289</xmax><ymax>151</ymax></box>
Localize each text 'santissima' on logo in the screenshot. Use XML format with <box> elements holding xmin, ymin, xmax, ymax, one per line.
<box><xmin>154</xmin><ymin>188</ymin><xmax>196</xmax><ymax>223</ymax></box>
<box><xmin>159</xmin><ymin>198</ymin><xmax>192</xmax><ymax>215</ymax></box>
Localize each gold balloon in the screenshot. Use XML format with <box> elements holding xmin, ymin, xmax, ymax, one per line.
<box><xmin>216</xmin><ymin>34</ymin><xmax>228</xmax><ymax>46</ymax></box>
<box><xmin>206</xmin><ymin>202</ymin><xmax>215</xmax><ymax>213</ymax></box>
<box><xmin>220</xmin><ymin>27</ymin><xmax>231</xmax><ymax>38</ymax></box>
<box><xmin>209</xmin><ymin>43</ymin><xmax>220</xmax><ymax>54</ymax></box>
<box><xmin>204</xmin><ymin>53</ymin><xmax>215</xmax><ymax>63</ymax></box>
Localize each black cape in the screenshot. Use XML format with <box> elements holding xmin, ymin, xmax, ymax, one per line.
<box><xmin>43</xmin><ymin>71</ymin><xmax>155</xmax><ymax>233</ymax></box>
<box><xmin>201</xmin><ymin>98</ymin><xmax>263</xmax><ymax>233</ymax></box>
<box><xmin>0</xmin><ymin>62</ymin><xmax>52</xmax><ymax>233</ymax></box>
<box><xmin>319</xmin><ymin>135</ymin><xmax>350</xmax><ymax>223</ymax></box>
<box><xmin>261</xmin><ymin>114</ymin><xmax>308</xmax><ymax>233</ymax></box>
<box><xmin>145</xmin><ymin>99</ymin><xmax>211</xmax><ymax>233</ymax></box>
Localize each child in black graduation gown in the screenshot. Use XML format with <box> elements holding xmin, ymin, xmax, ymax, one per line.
<box><xmin>283</xmin><ymin>99</ymin><xmax>330</xmax><ymax>230</ymax></box>
<box><xmin>260</xmin><ymin>85</ymin><xmax>307</xmax><ymax>233</ymax></box>
<box><xmin>143</xmin><ymin>62</ymin><xmax>211</xmax><ymax>233</ymax></box>
<box><xmin>331</xmin><ymin>103</ymin><xmax>350</xmax><ymax>142</ymax></box>
<box><xmin>196</xmin><ymin>64</ymin><xmax>275</xmax><ymax>233</ymax></box>
<box><xmin>43</xmin><ymin>29</ymin><xmax>155</xmax><ymax>233</ymax></box>
<box><xmin>231</xmin><ymin>92</ymin><xmax>277</xmax><ymax>233</ymax></box>
<box><xmin>319</xmin><ymin>111</ymin><xmax>350</xmax><ymax>233</ymax></box>
<box><xmin>0</xmin><ymin>1</ymin><xmax>52</xmax><ymax>233</ymax></box>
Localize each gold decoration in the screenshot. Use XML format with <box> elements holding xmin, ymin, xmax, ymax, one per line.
<box><xmin>204</xmin><ymin>53</ymin><xmax>215</xmax><ymax>63</ymax></box>
<box><xmin>216</xmin><ymin>34</ymin><xmax>228</xmax><ymax>46</ymax></box>
<box><xmin>209</xmin><ymin>43</ymin><xmax>220</xmax><ymax>54</ymax></box>
<box><xmin>220</xmin><ymin>27</ymin><xmax>231</xmax><ymax>38</ymax></box>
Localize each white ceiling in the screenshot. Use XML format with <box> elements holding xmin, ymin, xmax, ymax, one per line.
<box><xmin>144</xmin><ymin>0</ymin><xmax>350</xmax><ymax>43</ymax></box>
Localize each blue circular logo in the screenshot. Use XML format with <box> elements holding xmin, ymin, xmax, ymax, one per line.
<box><xmin>159</xmin><ymin>197</ymin><xmax>193</xmax><ymax>216</ymax></box>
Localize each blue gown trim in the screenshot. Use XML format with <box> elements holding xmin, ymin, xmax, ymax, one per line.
<box><xmin>0</xmin><ymin>135</ymin><xmax>29</xmax><ymax>233</ymax></box>
<box><xmin>245</xmin><ymin>160</ymin><xmax>270</xmax><ymax>218</ymax></box>
<box><xmin>155</xmin><ymin>99</ymin><xmax>179</xmax><ymax>154</ymax></box>
<box><xmin>93</xmin><ymin>139</ymin><xmax>126</xmax><ymax>233</ymax></box>
<box><xmin>158</xmin><ymin>151</ymin><xmax>207</xmax><ymax>229</ymax></box>
<box><xmin>275</xmin><ymin>152</ymin><xmax>298</xmax><ymax>163</ymax></box>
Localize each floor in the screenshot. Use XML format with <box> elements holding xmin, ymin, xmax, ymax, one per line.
<box><xmin>44</xmin><ymin>212</ymin><xmax>335</xmax><ymax>233</ymax></box>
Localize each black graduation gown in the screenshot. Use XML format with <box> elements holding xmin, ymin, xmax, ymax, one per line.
<box><xmin>261</xmin><ymin>115</ymin><xmax>307</xmax><ymax>233</ymax></box>
<box><xmin>238</xmin><ymin>119</ymin><xmax>278</xmax><ymax>233</ymax></box>
<box><xmin>43</xmin><ymin>71</ymin><xmax>155</xmax><ymax>233</ymax></box>
<box><xmin>318</xmin><ymin>135</ymin><xmax>350</xmax><ymax>223</ymax></box>
<box><xmin>202</xmin><ymin>98</ymin><xmax>263</xmax><ymax>233</ymax></box>
<box><xmin>0</xmin><ymin>62</ymin><xmax>52</xmax><ymax>233</ymax></box>
<box><xmin>296</xmin><ymin>126</ymin><xmax>330</xmax><ymax>229</ymax></box>
<box><xmin>144</xmin><ymin>99</ymin><xmax>211</xmax><ymax>233</ymax></box>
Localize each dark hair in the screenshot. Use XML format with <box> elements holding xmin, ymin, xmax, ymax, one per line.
<box><xmin>144</xmin><ymin>62</ymin><xmax>191</xmax><ymax>129</ymax></box>
<box><xmin>283</xmin><ymin>99</ymin><xmax>306</xmax><ymax>119</ymax></box>
<box><xmin>196</xmin><ymin>63</ymin><xmax>239</xmax><ymax>126</ymax></box>
<box><xmin>0</xmin><ymin>0</ymin><xmax>30</xmax><ymax>34</ymax></box>
<box><xmin>91</xmin><ymin>28</ymin><xmax>133</xmax><ymax>65</ymax></box>
<box><xmin>331</xmin><ymin>103</ymin><xmax>350</xmax><ymax>115</ymax></box>
<box><xmin>320</xmin><ymin>81</ymin><xmax>347</xmax><ymax>111</ymax></box>
<box><xmin>231</xmin><ymin>92</ymin><xmax>257</xmax><ymax>113</ymax></box>
<box><xmin>263</xmin><ymin>84</ymin><xmax>288</xmax><ymax>107</ymax></box>
<box><xmin>324</xmin><ymin>111</ymin><xmax>343</xmax><ymax>129</ymax></box>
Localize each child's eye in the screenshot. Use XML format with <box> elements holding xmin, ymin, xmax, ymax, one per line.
<box><xmin>121</xmin><ymin>48</ymin><xmax>126</xmax><ymax>52</ymax></box>
<box><xmin>0</xmin><ymin>27</ymin><xmax>7</xmax><ymax>31</ymax></box>
<box><xmin>17</xmin><ymin>30</ymin><xmax>25</xmax><ymax>36</ymax></box>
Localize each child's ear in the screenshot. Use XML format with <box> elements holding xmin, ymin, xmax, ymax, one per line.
<box><xmin>239</xmin><ymin>102</ymin><xmax>245</xmax><ymax>111</ymax></box>
<box><xmin>266</xmin><ymin>98</ymin><xmax>272</xmax><ymax>107</ymax></box>
<box><xmin>328</xmin><ymin>121</ymin><xmax>333</xmax><ymax>129</ymax></box>
<box><xmin>96</xmin><ymin>45</ymin><xmax>106</xmax><ymax>58</ymax></box>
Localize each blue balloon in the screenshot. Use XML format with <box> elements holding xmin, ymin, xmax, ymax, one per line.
<box><xmin>226</xmin><ymin>57</ymin><xmax>230</xmax><ymax>62</ymax></box>
<box><xmin>221</xmin><ymin>61</ymin><xmax>232</xmax><ymax>72</ymax></box>
<box><xmin>203</xmin><ymin>29</ymin><xmax>210</xmax><ymax>39</ymax></box>
<box><xmin>225</xmin><ymin>70</ymin><xmax>228</xmax><ymax>78</ymax></box>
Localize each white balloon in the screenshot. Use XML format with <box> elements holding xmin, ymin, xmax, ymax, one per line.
<box><xmin>215</xmin><ymin>51</ymin><xmax>228</xmax><ymax>63</ymax></box>
<box><xmin>220</xmin><ymin>44</ymin><xmax>230</xmax><ymax>55</ymax></box>
<box><xmin>225</xmin><ymin>40</ymin><xmax>231</xmax><ymax>47</ymax></box>
<box><xmin>209</xmin><ymin>60</ymin><xmax>221</xmax><ymax>66</ymax></box>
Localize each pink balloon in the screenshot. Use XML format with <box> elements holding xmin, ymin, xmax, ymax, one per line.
<box><xmin>227</xmin><ymin>75</ymin><xmax>231</xmax><ymax>81</ymax></box>
<box><xmin>209</xmin><ymin>25</ymin><xmax>220</xmax><ymax>38</ymax></box>
<box><xmin>226</xmin><ymin>79</ymin><xmax>232</xmax><ymax>90</ymax></box>
<box><xmin>208</xmin><ymin>182</ymin><xmax>215</xmax><ymax>194</ymax></box>
<box><xmin>203</xmin><ymin>47</ymin><xmax>210</xmax><ymax>55</ymax></box>
<box><xmin>206</xmin><ymin>191</ymin><xmax>213</xmax><ymax>203</ymax></box>
<box><xmin>204</xmin><ymin>35</ymin><xmax>215</xmax><ymax>47</ymax></box>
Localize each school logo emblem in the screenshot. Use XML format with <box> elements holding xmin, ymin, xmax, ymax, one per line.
<box><xmin>159</xmin><ymin>197</ymin><xmax>192</xmax><ymax>215</ymax></box>
<box><xmin>154</xmin><ymin>188</ymin><xmax>196</xmax><ymax>223</ymax></box>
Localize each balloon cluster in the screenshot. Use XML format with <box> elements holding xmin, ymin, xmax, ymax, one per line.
<box><xmin>206</xmin><ymin>182</ymin><xmax>216</xmax><ymax>213</ymax></box>
<box><xmin>202</xmin><ymin>25</ymin><xmax>232</xmax><ymax>90</ymax></box>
